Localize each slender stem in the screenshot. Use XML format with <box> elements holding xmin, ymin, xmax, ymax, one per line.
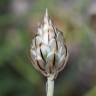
<box><xmin>46</xmin><ymin>76</ymin><xmax>54</xmax><ymax>96</ymax></box>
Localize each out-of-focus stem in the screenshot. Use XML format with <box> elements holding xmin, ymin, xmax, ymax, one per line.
<box><xmin>46</xmin><ymin>76</ymin><xmax>54</xmax><ymax>96</ymax></box>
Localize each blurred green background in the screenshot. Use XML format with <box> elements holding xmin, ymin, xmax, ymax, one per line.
<box><xmin>0</xmin><ymin>0</ymin><xmax>96</xmax><ymax>96</ymax></box>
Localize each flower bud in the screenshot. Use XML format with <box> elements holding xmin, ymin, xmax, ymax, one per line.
<box><xmin>30</xmin><ymin>9</ymin><xmax>68</xmax><ymax>79</ymax></box>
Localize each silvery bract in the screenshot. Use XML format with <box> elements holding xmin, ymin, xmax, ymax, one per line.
<box><xmin>30</xmin><ymin>9</ymin><xmax>68</xmax><ymax>79</ymax></box>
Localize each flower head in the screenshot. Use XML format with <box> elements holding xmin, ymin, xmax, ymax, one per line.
<box><xmin>30</xmin><ymin>9</ymin><xmax>68</xmax><ymax>79</ymax></box>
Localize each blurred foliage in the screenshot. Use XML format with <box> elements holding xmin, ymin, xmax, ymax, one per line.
<box><xmin>84</xmin><ymin>86</ymin><xmax>96</xmax><ymax>96</ymax></box>
<box><xmin>0</xmin><ymin>0</ymin><xmax>96</xmax><ymax>96</ymax></box>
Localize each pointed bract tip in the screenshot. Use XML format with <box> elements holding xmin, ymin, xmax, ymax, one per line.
<box><xmin>45</xmin><ymin>8</ymin><xmax>48</xmax><ymax>17</ymax></box>
<box><xmin>43</xmin><ymin>8</ymin><xmax>49</xmax><ymax>24</ymax></box>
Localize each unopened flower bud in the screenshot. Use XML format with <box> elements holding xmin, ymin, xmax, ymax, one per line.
<box><xmin>30</xmin><ymin>9</ymin><xmax>68</xmax><ymax>79</ymax></box>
